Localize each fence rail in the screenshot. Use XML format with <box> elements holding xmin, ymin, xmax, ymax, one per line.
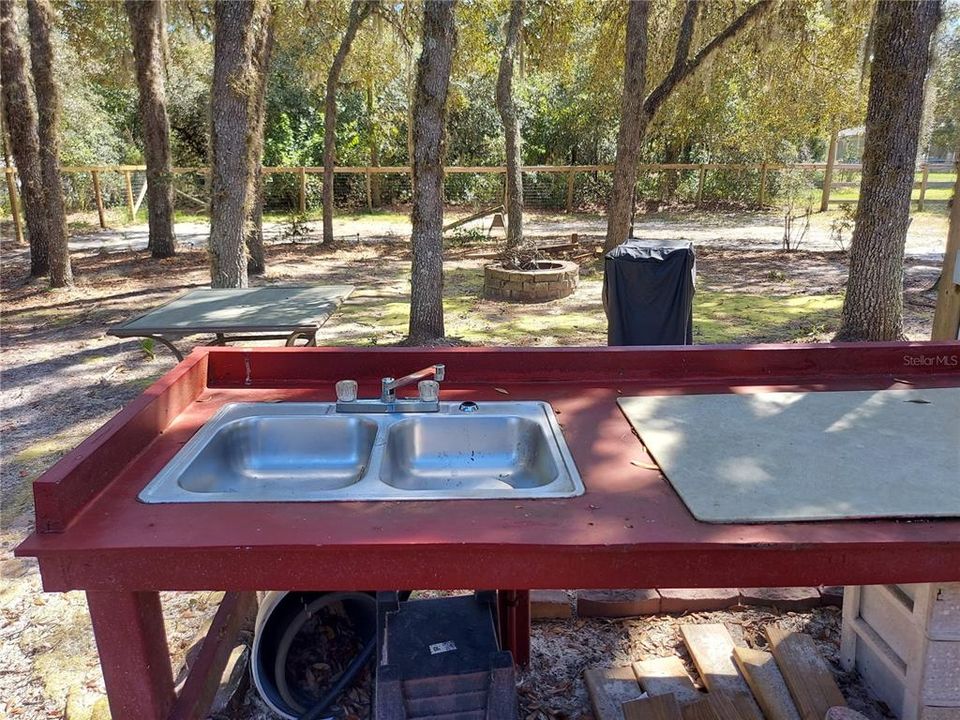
<box><xmin>2</xmin><ymin>160</ymin><xmax>957</xmax><ymax>245</ymax></box>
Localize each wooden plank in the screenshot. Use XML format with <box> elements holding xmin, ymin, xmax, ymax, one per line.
<box><xmin>168</xmin><ymin>592</ymin><xmax>258</xmax><ymax>720</ymax></box>
<box><xmin>733</xmin><ymin>646</ymin><xmax>802</xmax><ymax>720</ymax></box>
<box><xmin>681</xmin><ymin>699</ymin><xmax>720</xmax><ymax>720</ymax></box>
<box><xmin>623</xmin><ymin>693</ymin><xmax>683</xmax><ymax>720</ymax></box>
<box><xmin>696</xmin><ymin>166</ymin><xmax>706</xmax><ymax>206</ymax></box>
<box><xmin>632</xmin><ymin>657</ymin><xmax>702</xmax><ymax>704</ymax></box>
<box><xmin>680</xmin><ymin>625</ymin><xmax>763</xmax><ymax>720</ymax></box>
<box><xmin>442</xmin><ymin>204</ymin><xmax>502</xmax><ymax>232</ymax></box>
<box><xmin>764</xmin><ymin>626</ymin><xmax>846</xmax><ymax>720</ymax></box>
<box><xmin>566</xmin><ymin>169</ymin><xmax>575</xmax><ymax>211</ymax></box>
<box><xmin>708</xmin><ymin>691</ymin><xmax>768</xmax><ymax>720</ymax></box>
<box><xmin>585</xmin><ymin>666</ymin><xmax>645</xmax><ymax>720</ymax></box>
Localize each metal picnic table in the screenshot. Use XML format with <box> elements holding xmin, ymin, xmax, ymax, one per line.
<box><xmin>108</xmin><ymin>285</ymin><xmax>354</xmax><ymax>360</ymax></box>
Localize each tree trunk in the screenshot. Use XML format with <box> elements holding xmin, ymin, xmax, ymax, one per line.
<box><xmin>835</xmin><ymin>0</ymin><xmax>941</xmax><ymax>342</ymax></box>
<box><xmin>0</xmin><ymin>0</ymin><xmax>48</xmax><ymax>277</ymax></box>
<box><xmin>126</xmin><ymin>0</ymin><xmax>177</xmax><ymax>258</ymax></box>
<box><xmin>26</xmin><ymin>0</ymin><xmax>71</xmax><ymax>287</ymax></box>
<box><xmin>208</xmin><ymin>0</ymin><xmax>269</xmax><ymax>288</ymax></box>
<box><xmin>496</xmin><ymin>0</ymin><xmax>524</xmax><ymax>252</ymax></box>
<box><xmin>322</xmin><ymin>0</ymin><xmax>373</xmax><ymax>244</ymax></box>
<box><xmin>604</xmin><ymin>0</ymin><xmax>773</xmax><ymax>251</ymax></box>
<box><xmin>246</xmin><ymin>17</ymin><xmax>274</xmax><ymax>276</ymax></box>
<box><xmin>407</xmin><ymin>0</ymin><xmax>457</xmax><ymax>345</ymax></box>
<box><xmin>604</xmin><ymin>1</ymin><xmax>650</xmax><ymax>252</ymax></box>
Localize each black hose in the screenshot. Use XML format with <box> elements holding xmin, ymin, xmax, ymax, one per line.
<box><xmin>298</xmin><ymin>637</ymin><xmax>376</xmax><ymax>720</ymax></box>
<box><xmin>297</xmin><ymin>591</ymin><xmax>412</xmax><ymax>720</ymax></box>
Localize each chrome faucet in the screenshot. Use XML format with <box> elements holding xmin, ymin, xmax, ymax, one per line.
<box><xmin>335</xmin><ymin>364</ymin><xmax>445</xmax><ymax>413</ymax></box>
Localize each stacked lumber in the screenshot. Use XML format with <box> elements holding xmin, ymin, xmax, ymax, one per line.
<box><xmin>584</xmin><ymin>624</ymin><xmax>858</xmax><ymax>720</ymax></box>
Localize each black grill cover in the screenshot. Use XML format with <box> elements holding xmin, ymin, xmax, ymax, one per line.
<box><xmin>602</xmin><ymin>238</ymin><xmax>696</xmax><ymax>346</ymax></box>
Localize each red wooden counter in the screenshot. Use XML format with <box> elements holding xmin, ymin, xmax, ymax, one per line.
<box><xmin>15</xmin><ymin>342</ymin><xmax>960</xmax><ymax>720</ymax></box>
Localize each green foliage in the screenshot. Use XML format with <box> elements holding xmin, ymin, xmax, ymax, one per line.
<box><xmin>34</xmin><ymin>0</ymin><xmax>956</xmax><ymax>217</ymax></box>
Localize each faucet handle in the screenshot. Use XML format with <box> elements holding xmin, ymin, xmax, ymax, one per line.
<box><xmin>335</xmin><ymin>379</ymin><xmax>358</xmax><ymax>402</ymax></box>
<box><xmin>418</xmin><ymin>380</ymin><xmax>440</xmax><ymax>402</ymax></box>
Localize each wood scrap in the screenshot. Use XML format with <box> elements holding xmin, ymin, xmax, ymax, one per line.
<box><xmin>632</xmin><ymin>657</ymin><xmax>702</xmax><ymax>704</ymax></box>
<box><xmin>623</xmin><ymin>692</ymin><xmax>683</xmax><ymax>720</ymax></box>
<box><xmin>681</xmin><ymin>699</ymin><xmax>720</xmax><ymax>720</ymax></box>
<box><xmin>708</xmin><ymin>691</ymin><xmax>766</xmax><ymax>720</ymax></box>
<box><xmin>585</xmin><ymin>666</ymin><xmax>646</xmax><ymax>720</ymax></box>
<box><xmin>733</xmin><ymin>646</ymin><xmax>802</xmax><ymax>720</ymax></box>
<box><xmin>679</xmin><ymin>625</ymin><xmax>764</xmax><ymax>720</ymax></box>
<box><xmin>764</xmin><ymin>626</ymin><xmax>846</xmax><ymax>720</ymax></box>
<box><xmin>442</xmin><ymin>204</ymin><xmax>502</xmax><ymax>232</ymax></box>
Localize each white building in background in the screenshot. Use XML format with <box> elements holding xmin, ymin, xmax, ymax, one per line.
<box><xmin>835</xmin><ymin>126</ymin><xmax>957</xmax><ymax>165</ymax></box>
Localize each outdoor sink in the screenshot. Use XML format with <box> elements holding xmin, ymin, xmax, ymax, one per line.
<box><xmin>138</xmin><ymin>401</ymin><xmax>583</xmax><ymax>503</ymax></box>
<box><xmin>380</xmin><ymin>415</ymin><xmax>561</xmax><ymax>491</ymax></box>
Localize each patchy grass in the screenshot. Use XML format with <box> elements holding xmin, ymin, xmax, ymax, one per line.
<box><xmin>694</xmin><ymin>291</ymin><xmax>842</xmax><ymax>343</ymax></box>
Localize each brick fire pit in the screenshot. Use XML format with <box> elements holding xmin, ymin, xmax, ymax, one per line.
<box><xmin>483</xmin><ymin>260</ymin><xmax>579</xmax><ymax>302</ymax></box>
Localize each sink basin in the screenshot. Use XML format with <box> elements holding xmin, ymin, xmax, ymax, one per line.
<box><xmin>139</xmin><ymin>401</ymin><xmax>583</xmax><ymax>503</ymax></box>
<box><xmin>380</xmin><ymin>415</ymin><xmax>560</xmax><ymax>491</ymax></box>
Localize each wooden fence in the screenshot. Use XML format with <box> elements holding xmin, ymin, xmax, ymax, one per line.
<box><xmin>3</xmin><ymin>160</ymin><xmax>957</xmax><ymax>245</ymax></box>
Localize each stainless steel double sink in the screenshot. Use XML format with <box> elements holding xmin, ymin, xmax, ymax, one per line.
<box><xmin>138</xmin><ymin>401</ymin><xmax>584</xmax><ymax>502</ymax></box>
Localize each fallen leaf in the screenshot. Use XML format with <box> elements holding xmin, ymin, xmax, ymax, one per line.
<box><xmin>904</xmin><ymin>398</ymin><xmax>931</xmax><ymax>404</ymax></box>
<box><xmin>494</xmin><ymin>387</ymin><xmax>510</xmax><ymax>395</ymax></box>
<box><xmin>631</xmin><ymin>460</ymin><xmax>660</xmax><ymax>470</ymax></box>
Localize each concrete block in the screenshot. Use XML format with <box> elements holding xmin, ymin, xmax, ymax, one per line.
<box><xmin>739</xmin><ymin>587</ymin><xmax>821</xmax><ymax>611</ymax></box>
<box><xmin>577</xmin><ymin>589</ymin><xmax>661</xmax><ymax>618</ymax></box>
<box><xmin>819</xmin><ymin>586</ymin><xmax>844</xmax><ymax>607</ymax></box>
<box><xmin>658</xmin><ymin>588</ymin><xmax>740</xmax><ymax>613</ymax></box>
<box><xmin>531</xmin><ymin>590</ymin><xmax>573</xmax><ymax>620</ymax></box>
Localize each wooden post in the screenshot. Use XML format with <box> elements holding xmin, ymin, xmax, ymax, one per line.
<box><xmin>124</xmin><ymin>170</ymin><xmax>135</xmax><ymax>221</ymax></box>
<box><xmin>566</xmin><ymin>169</ymin><xmax>575</xmax><ymax>212</ymax></box>
<box><xmin>4</xmin><ymin>167</ymin><xmax>24</xmax><ymax>244</ymax></box>
<box><xmin>758</xmin><ymin>162</ymin><xmax>768</xmax><ymax>206</ymax></box>
<box><xmin>696</xmin><ymin>165</ymin><xmax>706</xmax><ymax>207</ymax></box>
<box><xmin>820</xmin><ymin>129</ymin><xmax>838</xmax><ymax>212</ymax></box>
<box><xmin>365</xmin><ymin>170</ymin><xmax>372</xmax><ymax>211</ymax></box>
<box><xmin>932</xmin><ymin>165</ymin><xmax>960</xmax><ymax>340</ymax></box>
<box><xmin>87</xmin><ymin>591</ymin><xmax>176</xmax><ymax>720</ymax></box>
<box><xmin>298</xmin><ymin>167</ymin><xmax>306</xmax><ymax>214</ymax></box>
<box><xmin>91</xmin><ymin>169</ymin><xmax>107</xmax><ymax>228</ymax></box>
<box><xmin>917</xmin><ymin>164</ymin><xmax>929</xmax><ymax>211</ymax></box>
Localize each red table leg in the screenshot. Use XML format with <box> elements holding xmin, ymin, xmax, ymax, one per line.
<box><xmin>497</xmin><ymin>589</ymin><xmax>531</xmax><ymax>667</ymax></box>
<box><xmin>87</xmin><ymin>591</ymin><xmax>176</xmax><ymax>720</ymax></box>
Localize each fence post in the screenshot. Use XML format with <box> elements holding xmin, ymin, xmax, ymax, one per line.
<box><xmin>918</xmin><ymin>164</ymin><xmax>929</xmax><ymax>212</ymax></box>
<box><xmin>566</xmin><ymin>169</ymin><xmax>574</xmax><ymax>212</ymax></box>
<box><xmin>4</xmin><ymin>167</ymin><xmax>24</xmax><ymax>244</ymax></box>
<box><xmin>758</xmin><ymin>162</ymin><xmax>768</xmax><ymax>206</ymax></box>
<box><xmin>932</xmin><ymin>161</ymin><xmax>960</xmax><ymax>340</ymax></box>
<box><xmin>123</xmin><ymin>170</ymin><xmax>135</xmax><ymax>221</ymax></box>
<box><xmin>820</xmin><ymin>129</ymin><xmax>838</xmax><ymax>212</ymax></box>
<box><xmin>365</xmin><ymin>170</ymin><xmax>373</xmax><ymax>211</ymax></box>
<box><xmin>298</xmin><ymin>167</ymin><xmax>306</xmax><ymax>214</ymax></box>
<box><xmin>696</xmin><ymin>165</ymin><xmax>706</xmax><ymax>207</ymax></box>
<box><xmin>91</xmin><ymin>169</ymin><xmax>106</xmax><ymax>229</ymax></box>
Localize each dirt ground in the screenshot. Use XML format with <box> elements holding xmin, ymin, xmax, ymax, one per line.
<box><xmin>0</xmin><ymin>206</ymin><xmax>946</xmax><ymax>719</ymax></box>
